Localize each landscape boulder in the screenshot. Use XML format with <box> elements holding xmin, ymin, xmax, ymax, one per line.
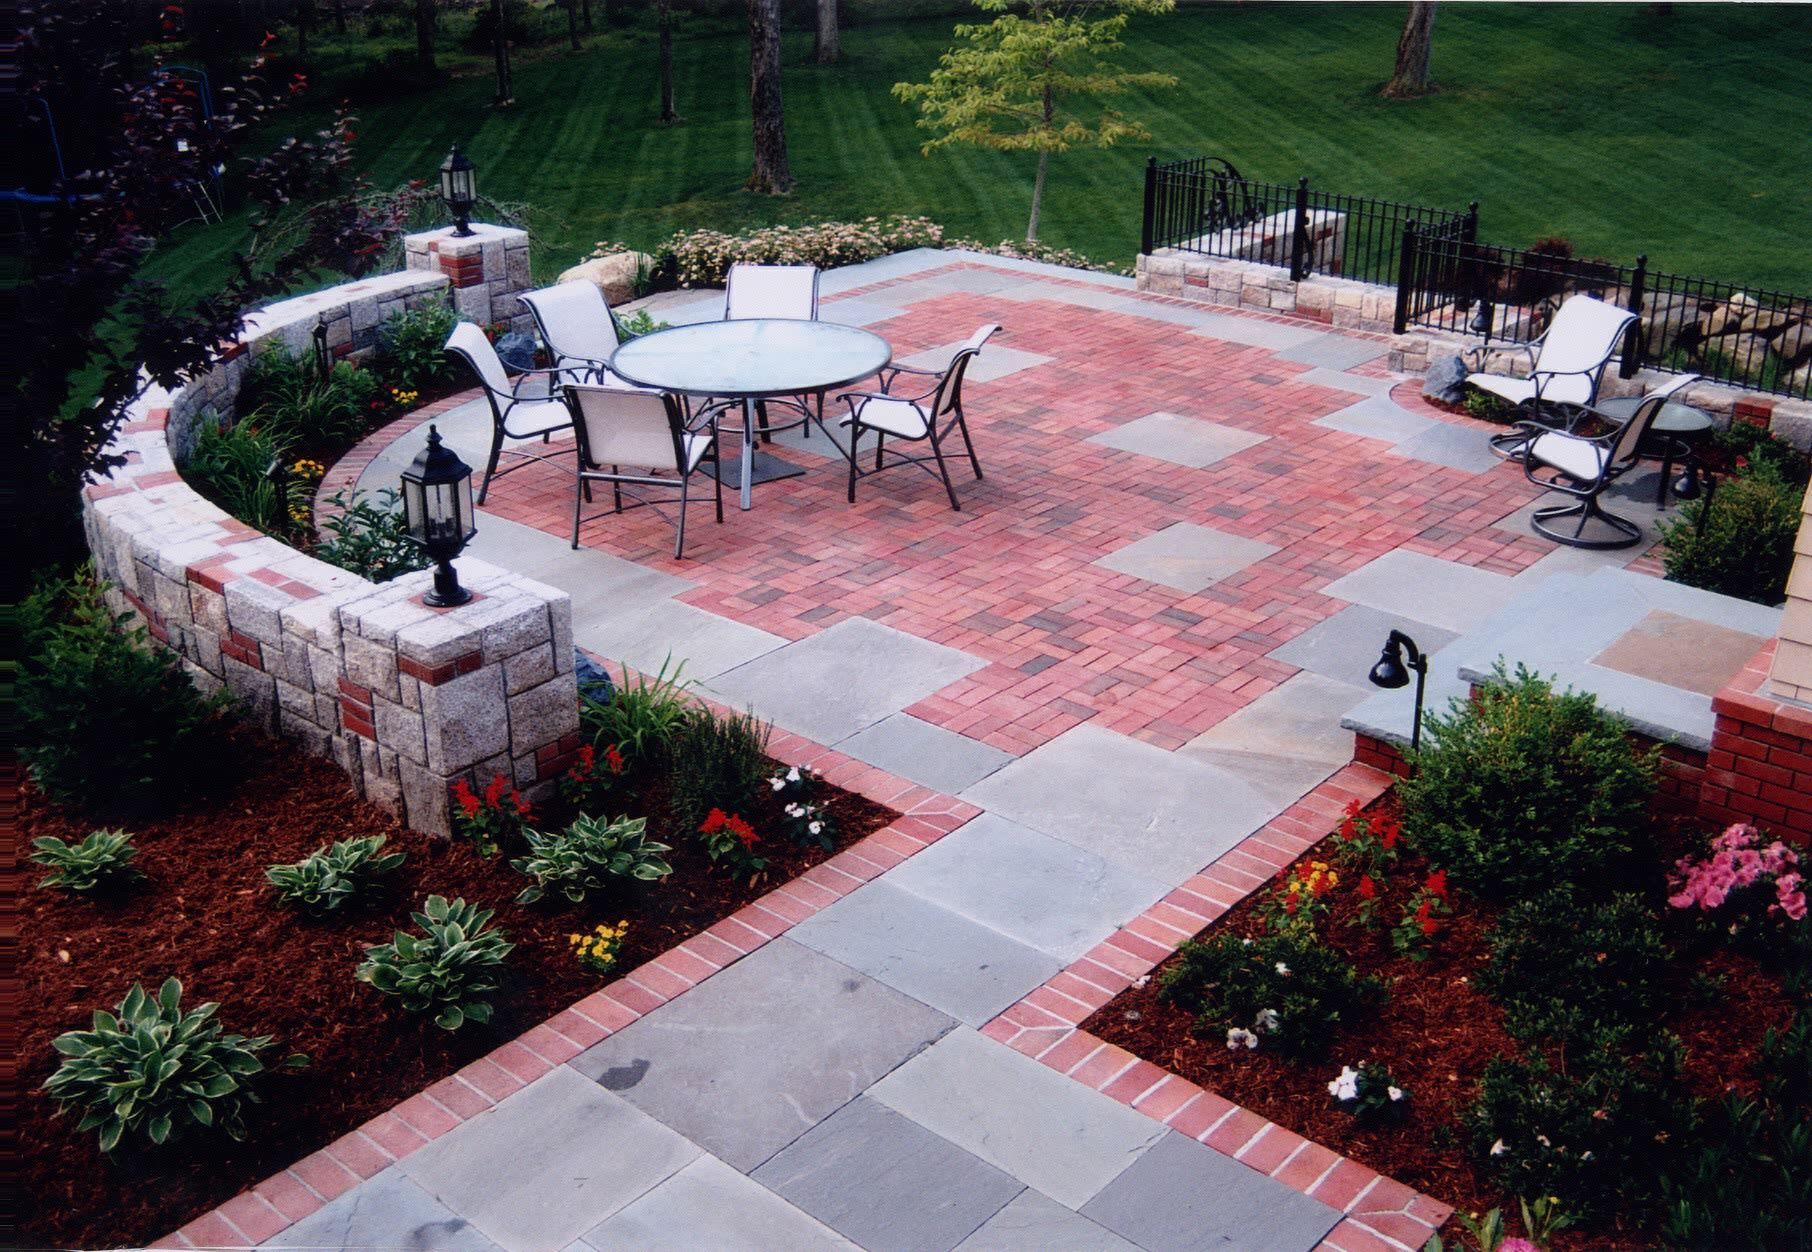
<box><xmin>557</xmin><ymin>252</ymin><xmax>655</xmax><ymax>305</ymax></box>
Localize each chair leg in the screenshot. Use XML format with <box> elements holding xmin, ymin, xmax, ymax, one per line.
<box><xmin>1530</xmin><ymin>494</ymin><xmax>1643</xmax><ymax>550</ymax></box>
<box><xmin>875</xmin><ymin>434</ymin><xmax>885</xmax><ymax>472</ymax></box>
<box><xmin>711</xmin><ymin>442</ymin><xmax>724</xmax><ymax>523</ymax></box>
<box><xmin>952</xmin><ymin>406</ymin><xmax>984</xmax><ymax>480</ymax></box>
<box><xmin>847</xmin><ymin>423</ymin><xmax>861</xmax><ymax>504</ymax></box>
<box><xmin>571</xmin><ymin>476</ymin><xmax>585</xmax><ymax>548</ymax></box>
<box><xmin>929</xmin><ymin>429</ymin><xmax>962</xmax><ymax>512</ymax></box>
<box><xmin>477</xmin><ymin>428</ymin><xmax>505</xmax><ymax>505</ymax></box>
<box><xmin>611</xmin><ymin>468</ymin><xmax>623</xmax><ymax>514</ymax></box>
<box><xmin>675</xmin><ymin>473</ymin><xmax>691</xmax><ymax>560</ymax></box>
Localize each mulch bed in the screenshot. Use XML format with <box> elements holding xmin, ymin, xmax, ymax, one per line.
<box><xmin>18</xmin><ymin>726</ymin><xmax>897</xmax><ymax>1249</ymax></box>
<box><xmin>1082</xmin><ymin>802</ymin><xmax>1795</xmax><ymax>1250</ymax></box>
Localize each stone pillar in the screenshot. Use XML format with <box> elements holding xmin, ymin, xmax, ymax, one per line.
<box><xmin>1767</xmin><ymin>485</ymin><xmax>1812</xmax><ymax>704</ymax></box>
<box><xmin>404</xmin><ymin>223</ymin><xmax>534</xmax><ymax>334</ymax></box>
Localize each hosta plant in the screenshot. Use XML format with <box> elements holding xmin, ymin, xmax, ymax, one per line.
<box><xmin>43</xmin><ymin>978</ymin><xmax>305</xmax><ymax>1153</ymax></box>
<box><xmin>512</xmin><ymin>814</ymin><xmax>673</xmax><ymax>905</ymax></box>
<box><xmin>31</xmin><ymin>829</ymin><xmax>141</xmax><ymax>893</ymax></box>
<box><xmin>355</xmin><ymin>895</ymin><xmax>514</xmax><ymax>1030</ymax></box>
<box><xmin>265</xmin><ymin>835</ymin><xmax>406</xmax><ymax>915</ymax></box>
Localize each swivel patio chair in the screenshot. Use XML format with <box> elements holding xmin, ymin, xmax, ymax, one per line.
<box><xmin>1517</xmin><ymin>372</ymin><xmax>1700</xmax><ymax>549</ymax></box>
<box><xmin>1472</xmin><ymin>294</ymin><xmax>1638</xmax><ymax>460</ymax></box>
<box><xmin>839</xmin><ymin>323</ymin><xmax>999</xmax><ymax>512</ymax></box>
<box><xmin>519</xmin><ymin>281</ymin><xmax>641</xmax><ymax>390</ymax></box>
<box><xmin>444</xmin><ymin>321</ymin><xmax>575</xmax><ymax>505</ymax></box>
<box><xmin>722</xmin><ymin>262</ymin><xmax>826</xmax><ymax>444</ymax></box>
<box><xmin>566</xmin><ymin>382</ymin><xmax>723</xmax><ymax>559</ymax></box>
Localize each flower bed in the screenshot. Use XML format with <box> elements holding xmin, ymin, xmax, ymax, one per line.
<box><xmin>19</xmin><ymin>681</ymin><xmax>898</xmax><ymax>1248</ymax></box>
<box><xmin>1083</xmin><ymin>670</ymin><xmax>1808</xmax><ymax>1250</ymax></box>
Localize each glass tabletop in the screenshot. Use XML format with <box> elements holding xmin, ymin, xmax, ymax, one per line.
<box><xmin>609</xmin><ymin>318</ymin><xmax>892</xmax><ymax>398</ymax></box>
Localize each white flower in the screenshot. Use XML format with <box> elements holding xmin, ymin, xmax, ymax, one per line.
<box><xmin>785</xmin><ymin>803</ymin><xmax>805</xmax><ymax>818</ymax></box>
<box><xmin>1133</xmin><ymin>974</ymin><xmax>1150</xmax><ymax>988</ymax></box>
<box><xmin>808</xmin><ymin>821</ymin><xmax>823</xmax><ymax>836</ymax></box>
<box><xmin>1328</xmin><ymin>1066</ymin><xmax>1360</xmax><ymax>1101</ymax></box>
<box><xmin>1536</xmin><ymin>1135</ymin><xmax>1551</xmax><ymax>1148</ymax></box>
<box><xmin>1226</xmin><ymin>1027</ymin><xmax>1259</xmax><ymax>1050</ymax></box>
<box><xmin>1580</xmin><ymin>1151</ymin><xmax>1594</xmax><ymax>1162</ymax></box>
<box><xmin>769</xmin><ymin>776</ymin><xmax>786</xmax><ymax>792</ymax></box>
<box><xmin>1254</xmin><ymin>1008</ymin><xmax>1281</xmax><ymax>1034</ymax></box>
<box><xmin>1275</xmin><ymin>962</ymin><xmax>1291</xmax><ymax>976</ymax></box>
<box><xmin>1490</xmin><ymin>1139</ymin><xmax>1509</xmax><ymax>1157</ymax></box>
<box><xmin>1240</xmin><ymin>938</ymin><xmax>1253</xmax><ymax>947</ymax></box>
<box><xmin>785</xmin><ymin>766</ymin><xmax>801</xmax><ymax>783</ymax></box>
<box><xmin>1387</xmin><ymin>1086</ymin><xmax>1405</xmax><ymax>1102</ymax></box>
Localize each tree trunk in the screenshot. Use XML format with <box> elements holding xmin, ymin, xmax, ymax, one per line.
<box><xmin>1026</xmin><ymin>83</ymin><xmax>1054</xmax><ymax>241</ymax></box>
<box><xmin>414</xmin><ymin>0</ymin><xmax>436</xmax><ymax>71</ymax></box>
<box><xmin>657</xmin><ymin>0</ymin><xmax>680</xmax><ymax>124</ymax></box>
<box><xmin>296</xmin><ymin>0</ymin><xmax>312</xmax><ymax>54</ymax></box>
<box><xmin>744</xmin><ymin>0</ymin><xmax>792</xmax><ymax>194</ymax></box>
<box><xmin>492</xmin><ymin>0</ymin><xmax>513</xmax><ymax>106</ymax></box>
<box><xmin>566</xmin><ymin>0</ymin><xmax>581</xmax><ymax>50</ymax></box>
<box><xmin>581</xmin><ymin>0</ymin><xmax>593</xmax><ymax>30</ymax></box>
<box><xmin>814</xmin><ymin>0</ymin><xmax>839</xmax><ymax>64</ymax></box>
<box><xmin>1384</xmin><ymin>2</ymin><xmax>1436</xmax><ymax>98</ymax></box>
<box><xmin>332</xmin><ymin>0</ymin><xmax>346</xmax><ymax>37</ymax></box>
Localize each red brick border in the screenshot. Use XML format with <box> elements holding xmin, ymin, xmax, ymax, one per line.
<box><xmin>978</xmin><ymin>763</ymin><xmax>1456</xmax><ymax>1252</ymax></box>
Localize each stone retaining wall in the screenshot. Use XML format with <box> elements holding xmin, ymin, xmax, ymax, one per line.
<box><xmin>81</xmin><ymin>228</ymin><xmax>577</xmax><ymax>838</ymax></box>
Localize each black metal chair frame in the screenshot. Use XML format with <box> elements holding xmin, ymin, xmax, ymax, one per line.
<box><xmin>567</xmin><ymin>384</ymin><xmax>724</xmax><ymax>560</ymax></box>
<box><xmin>519</xmin><ymin>284</ymin><xmax>629</xmax><ymax>386</ymax></box>
<box><xmin>839</xmin><ymin>329</ymin><xmax>995</xmax><ymax>512</ymax></box>
<box><xmin>445</xmin><ymin>326</ymin><xmax>575</xmax><ymax>505</ymax></box>
<box><xmin>1477</xmin><ymin>300</ymin><xmax>1637</xmax><ymax>462</ymax></box>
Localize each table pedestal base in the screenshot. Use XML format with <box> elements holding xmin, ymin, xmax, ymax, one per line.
<box><xmin>706</xmin><ymin>449</ymin><xmax>807</xmax><ymax>491</ymax></box>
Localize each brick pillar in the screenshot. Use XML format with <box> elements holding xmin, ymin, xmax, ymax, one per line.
<box><xmin>1702</xmin><ymin>642</ymin><xmax>1812</xmax><ymax>845</ymax></box>
<box><xmin>404</xmin><ymin>223</ymin><xmax>533</xmax><ymax>334</ymax></box>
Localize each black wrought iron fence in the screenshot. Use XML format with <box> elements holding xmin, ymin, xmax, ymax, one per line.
<box><xmin>1140</xmin><ymin>157</ymin><xmax>1471</xmax><ymax>287</ymax></box>
<box><xmin>1634</xmin><ymin>268</ymin><xmax>1812</xmax><ymax>402</ymax></box>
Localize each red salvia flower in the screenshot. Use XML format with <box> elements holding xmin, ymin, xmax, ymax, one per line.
<box><xmin>1424</xmin><ymin>869</ymin><xmax>1448</xmax><ymax>898</ymax></box>
<box><xmin>699</xmin><ymin>808</ymin><xmax>728</xmax><ymax>834</ymax></box>
<box><xmin>452</xmin><ymin>778</ymin><xmax>480</xmax><ymax>818</ymax></box>
<box><xmin>1358</xmin><ymin>874</ymin><xmax>1377</xmax><ymax>900</ymax></box>
<box><xmin>604</xmin><ymin>745</ymin><xmax>626</xmax><ymax>774</ymax></box>
<box><xmin>726</xmin><ymin>815</ymin><xmax>759</xmax><ymax>847</ymax></box>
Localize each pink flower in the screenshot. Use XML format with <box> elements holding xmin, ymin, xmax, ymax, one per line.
<box><xmin>1500</xmin><ymin>1241</ymin><xmax>1541</xmax><ymax>1252</ymax></box>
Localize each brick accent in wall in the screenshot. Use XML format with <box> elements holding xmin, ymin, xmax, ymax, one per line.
<box><xmin>1702</xmin><ymin>642</ymin><xmax>1812</xmax><ymax>842</ymax></box>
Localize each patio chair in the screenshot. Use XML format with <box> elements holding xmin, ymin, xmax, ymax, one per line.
<box><xmin>566</xmin><ymin>382</ymin><xmax>723</xmax><ymax>559</ymax></box>
<box><xmin>1517</xmin><ymin>372</ymin><xmax>1700</xmax><ymax>549</ymax></box>
<box><xmin>518</xmin><ymin>281</ymin><xmax>641</xmax><ymax>390</ymax></box>
<box><xmin>839</xmin><ymin>323</ymin><xmax>999</xmax><ymax>512</ymax></box>
<box><xmin>444</xmin><ymin>321</ymin><xmax>575</xmax><ymax>505</ymax></box>
<box><xmin>723</xmin><ymin>262</ymin><xmax>825</xmax><ymax>444</ymax></box>
<box><xmin>1472</xmin><ymin>294</ymin><xmax>1638</xmax><ymax>459</ymax></box>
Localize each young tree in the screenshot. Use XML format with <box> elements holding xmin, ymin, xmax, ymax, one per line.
<box><xmin>894</xmin><ymin>0</ymin><xmax>1176</xmax><ymax>242</ymax></box>
<box><xmin>745</xmin><ymin>0</ymin><xmax>792</xmax><ymax>194</ymax></box>
<box><xmin>815</xmin><ymin>0</ymin><xmax>840</xmax><ymax>64</ymax></box>
<box><xmin>490</xmin><ymin>0</ymin><xmax>514</xmax><ymax>106</ymax></box>
<box><xmin>565</xmin><ymin>0</ymin><xmax>581</xmax><ymax>51</ymax></box>
<box><xmin>415</xmin><ymin>0</ymin><xmax>436</xmax><ymax>71</ymax></box>
<box><xmin>657</xmin><ymin>0</ymin><xmax>682</xmax><ymax>124</ymax></box>
<box><xmin>1383</xmin><ymin>2</ymin><xmax>1436</xmax><ymax>98</ymax></box>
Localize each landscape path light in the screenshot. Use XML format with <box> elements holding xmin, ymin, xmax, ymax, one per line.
<box><xmin>1368</xmin><ymin>629</ymin><xmax>1429</xmax><ymax>754</ymax></box>
<box><xmin>439</xmin><ymin>144</ymin><xmax>476</xmax><ymax>238</ymax></box>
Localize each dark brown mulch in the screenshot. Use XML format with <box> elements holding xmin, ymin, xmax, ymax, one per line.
<box><xmin>18</xmin><ymin>726</ymin><xmax>896</xmax><ymax>1250</ymax></box>
<box><xmin>1081</xmin><ymin>807</ymin><xmax>1796</xmax><ymax>1251</ymax></box>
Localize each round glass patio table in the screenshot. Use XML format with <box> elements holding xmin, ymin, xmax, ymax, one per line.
<box><xmin>610</xmin><ymin>318</ymin><xmax>892</xmax><ymax>510</ymax></box>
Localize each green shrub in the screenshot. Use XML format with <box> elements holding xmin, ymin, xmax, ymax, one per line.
<box><xmin>312</xmin><ymin>488</ymin><xmax>432</xmax><ymax>583</ymax></box>
<box><xmin>20</xmin><ymin>569</ymin><xmax>228</xmax><ymax>817</ymax></box>
<box><xmin>31</xmin><ymin>829</ymin><xmax>142</xmax><ymax>893</ymax></box>
<box><xmin>240</xmin><ymin>347</ymin><xmax>385</xmax><ymax>453</ymax></box>
<box><xmin>187</xmin><ymin>416</ymin><xmax>308</xmax><ymax>538</ymax></box>
<box><xmin>374</xmin><ymin>300</ymin><xmax>459</xmax><ymax>395</ymax></box>
<box><xmin>580</xmin><ymin>655</ymin><xmax>695</xmax><ymax>777</ymax></box>
<box><xmin>1481</xmin><ymin>887</ymin><xmax>1673</xmax><ymax>1047</ymax></box>
<box><xmin>1465</xmin><ymin>1031</ymin><xmax>1695</xmax><ymax>1227</ymax></box>
<box><xmin>43</xmin><ymin>978</ymin><xmax>305</xmax><ymax>1152</ymax></box>
<box><xmin>669</xmin><ymin>705</ymin><xmax>772</xmax><ymax>834</ymax></box>
<box><xmin>511</xmin><ymin>814</ymin><xmax>673</xmax><ymax>904</ymax></box>
<box><xmin>1660</xmin><ymin>468</ymin><xmax>1803</xmax><ymax>606</ymax></box>
<box><xmin>615</xmin><ymin>309</ymin><xmax>670</xmax><ymax>340</ymax></box>
<box><xmin>1661</xmin><ymin>1091</ymin><xmax>1812</xmax><ymax>1250</ymax></box>
<box><xmin>1397</xmin><ymin>663</ymin><xmax>1656</xmax><ymax>901</ymax></box>
<box><xmin>593</xmin><ymin>216</ymin><xmax>946</xmax><ymax>289</ymax></box>
<box><xmin>355</xmin><ymin>895</ymin><xmax>514</xmax><ymax>1030</ymax></box>
<box><xmin>1462</xmin><ymin>387</ymin><xmax>1518</xmax><ymax>424</ymax></box>
<box><xmin>1704</xmin><ymin>422</ymin><xmax>1812</xmax><ymax>486</ymax></box>
<box><xmin>265</xmin><ymin>835</ymin><xmax>405</xmax><ymax>915</ymax></box>
<box><xmin>1158</xmin><ymin>931</ymin><xmax>1385</xmax><ymax>1060</ymax></box>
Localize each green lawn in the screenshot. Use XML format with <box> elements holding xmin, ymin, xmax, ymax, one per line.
<box><xmin>139</xmin><ymin>4</ymin><xmax>1812</xmax><ymax>303</ymax></box>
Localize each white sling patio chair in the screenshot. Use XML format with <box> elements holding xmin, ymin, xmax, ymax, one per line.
<box><xmin>1517</xmin><ymin>372</ymin><xmax>1700</xmax><ymax>549</ymax></box>
<box><xmin>1473</xmin><ymin>295</ymin><xmax>1638</xmax><ymax>459</ymax></box>
<box><xmin>722</xmin><ymin>262</ymin><xmax>827</xmax><ymax>444</ymax></box>
<box><xmin>839</xmin><ymin>323</ymin><xmax>999</xmax><ymax>512</ymax></box>
<box><xmin>566</xmin><ymin>382</ymin><xmax>723</xmax><ymax>559</ymax></box>
<box><xmin>444</xmin><ymin>321</ymin><xmax>574</xmax><ymax>504</ymax></box>
<box><xmin>519</xmin><ymin>281</ymin><xmax>642</xmax><ymax>390</ymax></box>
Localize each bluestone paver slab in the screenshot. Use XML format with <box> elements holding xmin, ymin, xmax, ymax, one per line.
<box><xmin>834</xmin><ymin>713</ymin><xmax>1015</xmax><ymax>794</ymax></box>
<box><xmin>1181</xmin><ymin>672</ymin><xmax>1372</xmax><ymax>811</ymax></box>
<box><xmin>1274</xmin><ymin>332</ymin><xmax>1389</xmax><ymax>371</ymax></box>
<box><xmin>753</xmin><ymin>1096</ymin><xmax>1023</xmax><ymax>1252</ymax></box>
<box><xmin>1591</xmin><ymin>609</ymin><xmax>1767</xmax><ymax>697</ymax></box>
<box><xmin>960</xmin><ymin>723</ymin><xmax>1281</xmax><ymax>883</ymax></box>
<box><xmin>898</xmin><ymin>341</ymin><xmax>1053</xmax><ymax>383</ymax></box>
<box><xmin>704</xmin><ymin>617</ymin><xmax>986</xmax><ymax>744</ymax></box>
<box><xmin>1296</xmin><ymin>366</ymin><xmax>1398</xmax><ymax>397</ymax></box>
<box><xmin>1092</xmin><ymin>522</ymin><xmax>1280</xmax><ymax>595</ymax></box>
<box><xmin>466</xmin><ymin>514</ymin><xmax>694</xmax><ymax>608</ymax></box>
<box><xmin>788</xmin><ymin>879</ymin><xmax>1063</xmax><ymax>1026</ymax></box>
<box><xmin>1320</xmin><ymin>549</ymin><xmax>1520</xmax><ymax>634</ymax></box>
<box><xmin>571</xmin><ymin>938</ymin><xmax>955</xmax><ymax>1171</ymax></box>
<box><xmin>1268</xmin><ymin>604</ymin><xmax>1457</xmax><ymax>687</ymax></box>
<box><xmin>1085</xmin><ymin>411</ymin><xmax>1270</xmax><ymax>469</ymax></box>
<box><xmin>868</xmin><ymin>1027</ymin><xmax>1167</xmax><ymax>1210</ymax></box>
<box><xmin>1079</xmin><ymin>1131</ymin><xmax>1341</xmax><ymax>1252</ymax></box>
<box><xmin>1188</xmin><ymin>315</ymin><xmax>1325</xmax><ymax>351</ymax></box>
<box><xmin>1390</xmin><ymin>419</ymin><xmax>1504</xmax><ymax>473</ymax></box>
<box><xmin>400</xmin><ymin>1067</ymin><xmax>699</xmax><ymax>1251</ymax></box>
<box><xmin>266</xmin><ymin>1167</ymin><xmax>502</xmax><ymax>1251</ymax></box>
<box><xmin>955</xmin><ymin>1190</ymin><xmax>1141</xmax><ymax>1252</ymax></box>
<box><xmin>578</xmin><ymin>596</ymin><xmax>787</xmax><ymax>683</ymax></box>
<box><xmin>819</xmin><ymin>298</ymin><xmax>908</xmax><ymax>328</ymax></box>
<box><xmin>883</xmin><ymin>812</ymin><xmax>1167</xmax><ymax>964</ymax></box>
<box><xmin>1493</xmin><ymin>472</ymin><xmax>1673</xmax><ymax>547</ymax></box>
<box><xmin>578</xmin><ymin>1155</ymin><xmax>855</xmax><ymax>1252</ymax></box>
<box><xmin>1309</xmin><ymin>395</ymin><xmax>1436</xmax><ymax>445</ymax></box>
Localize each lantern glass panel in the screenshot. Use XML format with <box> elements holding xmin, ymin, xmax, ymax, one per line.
<box><xmin>403</xmin><ymin>478</ymin><xmax>426</xmax><ymax>541</ymax></box>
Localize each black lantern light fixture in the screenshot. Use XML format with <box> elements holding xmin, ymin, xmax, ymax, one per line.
<box><xmin>401</xmin><ymin>425</ymin><xmax>478</xmax><ymax>607</ymax></box>
<box><xmin>1368</xmin><ymin>629</ymin><xmax>1429</xmax><ymax>753</ymax></box>
<box><xmin>438</xmin><ymin>144</ymin><xmax>477</xmax><ymax>238</ymax></box>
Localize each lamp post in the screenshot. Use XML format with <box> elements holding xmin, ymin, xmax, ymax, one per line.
<box><xmin>1368</xmin><ymin>629</ymin><xmax>1429</xmax><ymax>754</ymax></box>
<box><xmin>401</xmin><ymin>426</ymin><xmax>477</xmax><ymax>607</ymax></box>
<box><xmin>438</xmin><ymin>144</ymin><xmax>477</xmax><ymax>238</ymax></box>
